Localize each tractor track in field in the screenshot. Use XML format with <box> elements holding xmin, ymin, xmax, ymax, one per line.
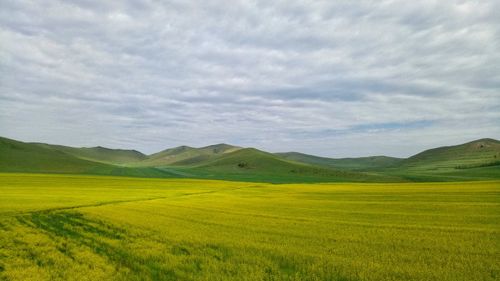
<box><xmin>4</xmin><ymin>186</ymin><xmax>247</xmax><ymax>218</ymax></box>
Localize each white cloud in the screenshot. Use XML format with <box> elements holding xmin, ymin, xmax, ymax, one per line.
<box><xmin>1</xmin><ymin>0</ymin><xmax>499</xmax><ymax>157</ymax></box>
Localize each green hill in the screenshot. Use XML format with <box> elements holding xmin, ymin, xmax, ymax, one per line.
<box><xmin>34</xmin><ymin>143</ymin><xmax>147</xmax><ymax>164</ymax></box>
<box><xmin>185</xmin><ymin>148</ymin><xmax>403</xmax><ymax>183</ymax></box>
<box><xmin>385</xmin><ymin>138</ymin><xmax>500</xmax><ymax>181</ymax></box>
<box><xmin>276</xmin><ymin>152</ymin><xmax>402</xmax><ymax>171</ymax></box>
<box><xmin>0</xmin><ymin>137</ymin><xmax>111</xmax><ymax>173</ymax></box>
<box><xmin>0</xmin><ymin>137</ymin><xmax>397</xmax><ymax>182</ymax></box>
<box><xmin>137</xmin><ymin>143</ymin><xmax>241</xmax><ymax>166</ymax></box>
<box><xmin>0</xmin><ymin>137</ymin><xmax>177</xmax><ymax>178</ymax></box>
<box><xmin>399</xmin><ymin>138</ymin><xmax>500</xmax><ymax>171</ymax></box>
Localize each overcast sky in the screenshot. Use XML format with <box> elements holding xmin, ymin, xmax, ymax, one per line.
<box><xmin>1</xmin><ymin>0</ymin><xmax>499</xmax><ymax>157</ymax></box>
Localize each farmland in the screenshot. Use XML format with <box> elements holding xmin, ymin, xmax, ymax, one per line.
<box><xmin>0</xmin><ymin>173</ymin><xmax>498</xmax><ymax>281</ymax></box>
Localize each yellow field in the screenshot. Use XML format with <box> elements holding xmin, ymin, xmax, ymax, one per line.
<box><xmin>0</xmin><ymin>173</ymin><xmax>499</xmax><ymax>280</ymax></box>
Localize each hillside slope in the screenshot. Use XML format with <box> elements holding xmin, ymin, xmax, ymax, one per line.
<box><xmin>187</xmin><ymin>148</ymin><xmax>403</xmax><ymax>183</ymax></box>
<box><xmin>382</xmin><ymin>138</ymin><xmax>500</xmax><ymax>181</ymax></box>
<box><xmin>34</xmin><ymin>143</ymin><xmax>147</xmax><ymax>164</ymax></box>
<box><xmin>137</xmin><ymin>144</ymin><xmax>241</xmax><ymax>166</ymax></box>
<box><xmin>0</xmin><ymin>137</ymin><xmax>111</xmax><ymax>173</ymax></box>
<box><xmin>399</xmin><ymin>138</ymin><xmax>500</xmax><ymax>171</ymax></box>
<box><xmin>0</xmin><ymin>137</ymin><xmax>176</xmax><ymax>178</ymax></box>
<box><xmin>276</xmin><ymin>152</ymin><xmax>402</xmax><ymax>171</ymax></box>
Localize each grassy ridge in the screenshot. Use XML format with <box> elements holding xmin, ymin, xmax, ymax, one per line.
<box><xmin>383</xmin><ymin>138</ymin><xmax>500</xmax><ymax>181</ymax></box>
<box><xmin>398</xmin><ymin>138</ymin><xmax>500</xmax><ymax>171</ymax></box>
<box><xmin>184</xmin><ymin>148</ymin><xmax>403</xmax><ymax>183</ymax></box>
<box><xmin>138</xmin><ymin>144</ymin><xmax>241</xmax><ymax>166</ymax></box>
<box><xmin>0</xmin><ymin>137</ymin><xmax>112</xmax><ymax>174</ymax></box>
<box><xmin>0</xmin><ymin>137</ymin><xmax>178</xmax><ymax>178</ymax></box>
<box><xmin>34</xmin><ymin>143</ymin><xmax>147</xmax><ymax>164</ymax></box>
<box><xmin>0</xmin><ymin>173</ymin><xmax>498</xmax><ymax>280</ymax></box>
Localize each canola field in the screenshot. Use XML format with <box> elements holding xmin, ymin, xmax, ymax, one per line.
<box><xmin>0</xmin><ymin>173</ymin><xmax>498</xmax><ymax>281</ymax></box>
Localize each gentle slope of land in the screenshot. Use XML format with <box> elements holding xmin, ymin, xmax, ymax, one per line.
<box><xmin>399</xmin><ymin>138</ymin><xmax>500</xmax><ymax>170</ymax></box>
<box><xmin>34</xmin><ymin>143</ymin><xmax>147</xmax><ymax>164</ymax></box>
<box><xmin>0</xmin><ymin>137</ymin><xmax>178</xmax><ymax>178</ymax></box>
<box><xmin>0</xmin><ymin>137</ymin><xmax>112</xmax><ymax>173</ymax></box>
<box><xmin>184</xmin><ymin>148</ymin><xmax>402</xmax><ymax>183</ymax></box>
<box><xmin>384</xmin><ymin>138</ymin><xmax>500</xmax><ymax>181</ymax></box>
<box><xmin>138</xmin><ymin>143</ymin><xmax>241</xmax><ymax>166</ymax></box>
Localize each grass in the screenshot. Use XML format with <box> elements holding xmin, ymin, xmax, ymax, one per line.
<box><xmin>386</xmin><ymin>165</ymin><xmax>500</xmax><ymax>182</ymax></box>
<box><xmin>35</xmin><ymin>144</ymin><xmax>147</xmax><ymax>164</ymax></box>
<box><xmin>0</xmin><ymin>136</ymin><xmax>112</xmax><ymax>174</ymax></box>
<box><xmin>275</xmin><ymin>152</ymin><xmax>402</xmax><ymax>171</ymax></box>
<box><xmin>0</xmin><ymin>136</ymin><xmax>183</xmax><ymax>179</ymax></box>
<box><xmin>1</xmin><ymin>173</ymin><xmax>498</xmax><ymax>281</ymax></box>
<box><xmin>139</xmin><ymin>144</ymin><xmax>241</xmax><ymax>166</ymax></box>
<box><xmin>180</xmin><ymin>148</ymin><xmax>404</xmax><ymax>183</ymax></box>
<box><xmin>396</xmin><ymin>138</ymin><xmax>500</xmax><ymax>172</ymax></box>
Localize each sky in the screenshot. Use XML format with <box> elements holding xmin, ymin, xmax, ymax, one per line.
<box><xmin>1</xmin><ymin>0</ymin><xmax>499</xmax><ymax>157</ymax></box>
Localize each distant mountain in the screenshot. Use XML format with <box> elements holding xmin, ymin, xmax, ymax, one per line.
<box><xmin>275</xmin><ymin>152</ymin><xmax>402</xmax><ymax>171</ymax></box>
<box><xmin>34</xmin><ymin>143</ymin><xmax>147</xmax><ymax>164</ymax></box>
<box><xmin>399</xmin><ymin>138</ymin><xmax>500</xmax><ymax>171</ymax></box>
<box><xmin>138</xmin><ymin>143</ymin><xmax>241</xmax><ymax>166</ymax></box>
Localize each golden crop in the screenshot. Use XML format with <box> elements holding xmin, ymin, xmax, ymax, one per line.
<box><xmin>0</xmin><ymin>173</ymin><xmax>498</xmax><ymax>280</ymax></box>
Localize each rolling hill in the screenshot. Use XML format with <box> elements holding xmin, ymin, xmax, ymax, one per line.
<box><xmin>0</xmin><ymin>137</ymin><xmax>111</xmax><ymax>173</ymax></box>
<box><xmin>184</xmin><ymin>148</ymin><xmax>403</xmax><ymax>183</ymax></box>
<box><xmin>137</xmin><ymin>143</ymin><xmax>241</xmax><ymax>166</ymax></box>
<box><xmin>34</xmin><ymin>143</ymin><xmax>147</xmax><ymax>164</ymax></box>
<box><xmin>384</xmin><ymin>138</ymin><xmax>500</xmax><ymax>181</ymax></box>
<box><xmin>275</xmin><ymin>152</ymin><xmax>402</xmax><ymax>171</ymax></box>
<box><xmin>399</xmin><ymin>138</ymin><xmax>500</xmax><ymax>171</ymax></box>
<box><xmin>0</xmin><ymin>137</ymin><xmax>400</xmax><ymax>183</ymax></box>
<box><xmin>0</xmin><ymin>137</ymin><xmax>176</xmax><ymax>178</ymax></box>
<box><xmin>1</xmin><ymin>136</ymin><xmax>499</xmax><ymax>182</ymax></box>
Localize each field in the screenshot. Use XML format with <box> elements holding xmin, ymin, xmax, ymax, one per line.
<box><xmin>0</xmin><ymin>173</ymin><xmax>499</xmax><ymax>281</ymax></box>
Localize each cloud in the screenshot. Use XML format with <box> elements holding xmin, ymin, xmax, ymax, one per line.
<box><xmin>1</xmin><ymin>0</ymin><xmax>499</xmax><ymax>157</ymax></box>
